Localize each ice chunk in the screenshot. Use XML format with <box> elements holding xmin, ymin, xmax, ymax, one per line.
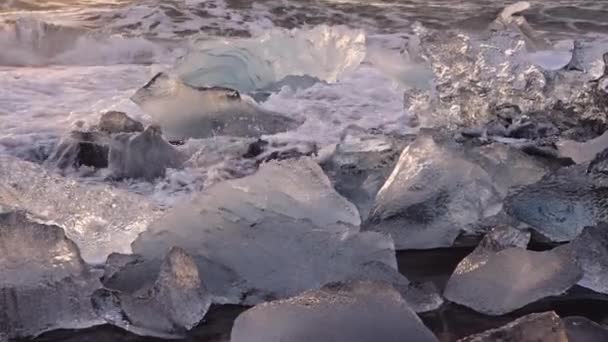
<box><xmin>562</xmin><ymin>224</ymin><xmax>608</xmax><ymax>294</ymax></box>
<box><xmin>108</xmin><ymin>125</ymin><xmax>183</xmax><ymax>181</ymax></box>
<box><xmin>363</xmin><ymin>135</ymin><xmax>503</xmax><ymax>249</ymax></box>
<box><xmin>458</xmin><ymin>312</ymin><xmax>568</xmax><ymax>342</ymax></box>
<box><xmin>174</xmin><ymin>25</ymin><xmax>366</xmax><ymax>93</ymax></box>
<box><xmin>92</xmin><ymin>247</ymin><xmax>211</xmax><ymax>338</ymax></box>
<box><xmin>132</xmin><ymin>159</ymin><xmax>424</xmax><ymax>306</ymax></box>
<box><xmin>131</xmin><ymin>72</ymin><xmax>302</xmax><ymax>140</ymax></box>
<box><xmin>558</xmin><ymin>131</ymin><xmax>608</xmax><ymax>165</ymax></box>
<box><xmin>321</xmin><ymin>126</ymin><xmax>413</xmax><ymax>221</ymax></box>
<box><xmin>444</xmin><ymin>227</ymin><xmax>582</xmax><ymax>315</ymax></box>
<box><xmin>45</xmin><ymin>131</ymin><xmax>110</xmax><ymax>170</ymax></box>
<box><xmin>505</xmin><ymin>166</ymin><xmax>607</xmax><ymax>242</ymax></box>
<box><xmin>0</xmin><ymin>210</ymin><xmax>102</xmax><ymax>338</ymax></box>
<box><xmin>96</xmin><ymin>111</ymin><xmax>144</xmax><ymax>134</ymax></box>
<box><xmin>0</xmin><ymin>156</ymin><xmax>161</xmax><ymax>263</ymax></box>
<box><xmin>564</xmin><ymin>316</ymin><xmax>608</xmax><ymax>342</ymax></box>
<box><xmin>230</xmin><ymin>281</ymin><xmax>439</xmax><ymax>342</ymax></box>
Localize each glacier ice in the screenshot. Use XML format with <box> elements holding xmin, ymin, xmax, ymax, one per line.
<box><xmin>0</xmin><ymin>155</ymin><xmax>162</xmax><ymax>263</ymax></box>
<box><xmin>174</xmin><ymin>25</ymin><xmax>366</xmax><ymax>93</ymax></box>
<box><xmin>230</xmin><ymin>281</ymin><xmax>439</xmax><ymax>342</ymax></box>
<box><xmin>563</xmin><ymin>316</ymin><xmax>608</xmax><ymax>342</ymax></box>
<box><xmin>458</xmin><ymin>311</ymin><xmax>568</xmax><ymax>342</ymax></box>
<box><xmin>505</xmin><ymin>165</ymin><xmax>608</xmax><ymax>242</ymax></box>
<box><xmin>0</xmin><ymin>210</ymin><xmax>103</xmax><ymax>338</ymax></box>
<box><xmin>362</xmin><ymin>134</ymin><xmax>551</xmax><ymax>250</ymax></box>
<box><xmin>108</xmin><ymin>125</ymin><xmax>183</xmax><ymax>181</ymax></box>
<box><xmin>562</xmin><ymin>224</ymin><xmax>608</xmax><ymax>294</ymax></box>
<box><xmin>444</xmin><ymin>226</ymin><xmax>582</xmax><ymax>315</ymax></box>
<box><xmin>92</xmin><ymin>247</ymin><xmax>211</xmax><ymax>338</ymax></box>
<box><xmin>321</xmin><ymin>126</ymin><xmax>413</xmax><ymax>221</ymax></box>
<box><xmin>96</xmin><ymin>111</ymin><xmax>144</xmax><ymax>134</ymax></box>
<box><xmin>409</xmin><ymin>7</ymin><xmax>608</xmax><ymax>130</ymax></box>
<box><xmin>130</xmin><ymin>72</ymin><xmax>302</xmax><ymax>140</ymax></box>
<box><xmin>131</xmin><ymin>158</ymin><xmax>435</xmax><ymax>308</ymax></box>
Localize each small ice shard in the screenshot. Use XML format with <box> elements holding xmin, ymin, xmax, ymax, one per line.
<box><xmin>0</xmin><ymin>156</ymin><xmax>161</xmax><ymax>263</ymax></box>
<box><xmin>527</xmin><ymin>40</ymin><xmax>575</xmax><ymax>71</ymax></box>
<box><xmin>321</xmin><ymin>126</ymin><xmax>413</xmax><ymax>221</ymax></box>
<box><xmin>92</xmin><ymin>247</ymin><xmax>211</xmax><ymax>338</ymax></box>
<box><xmin>132</xmin><ymin>158</ymin><xmax>419</xmax><ymax>305</ymax></box>
<box><xmin>493</xmin><ymin>1</ymin><xmax>531</xmax><ymax>27</ymax></box>
<box><xmin>363</xmin><ymin>135</ymin><xmax>503</xmax><ymax>249</ymax></box>
<box><xmin>458</xmin><ymin>312</ymin><xmax>568</xmax><ymax>342</ymax></box>
<box><xmin>562</xmin><ymin>224</ymin><xmax>608</xmax><ymax>294</ymax></box>
<box><xmin>174</xmin><ymin>25</ymin><xmax>366</xmax><ymax>93</ymax></box>
<box><xmin>558</xmin><ymin>131</ymin><xmax>608</xmax><ymax>165</ymax></box>
<box><xmin>131</xmin><ymin>72</ymin><xmax>301</xmax><ymax>140</ymax></box>
<box><xmin>45</xmin><ymin>131</ymin><xmax>110</xmax><ymax>169</ymax></box>
<box><xmin>97</xmin><ymin>111</ymin><xmax>144</xmax><ymax>134</ymax></box>
<box><xmin>444</xmin><ymin>226</ymin><xmax>582</xmax><ymax>315</ymax></box>
<box><xmin>0</xmin><ymin>210</ymin><xmax>103</xmax><ymax>338</ymax></box>
<box><xmin>230</xmin><ymin>281</ymin><xmax>439</xmax><ymax>342</ymax></box>
<box><xmin>564</xmin><ymin>316</ymin><xmax>608</xmax><ymax>342</ymax></box>
<box><xmin>505</xmin><ymin>166</ymin><xmax>606</xmax><ymax>242</ymax></box>
<box><xmin>108</xmin><ymin>125</ymin><xmax>183</xmax><ymax>181</ymax></box>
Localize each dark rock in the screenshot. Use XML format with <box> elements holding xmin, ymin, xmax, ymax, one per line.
<box><xmin>97</xmin><ymin>111</ymin><xmax>144</xmax><ymax>134</ymax></box>
<box><xmin>242</xmin><ymin>139</ymin><xmax>317</xmax><ymax>163</ymax></box>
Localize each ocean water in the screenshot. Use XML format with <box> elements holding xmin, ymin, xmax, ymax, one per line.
<box><xmin>1</xmin><ymin>0</ymin><xmax>608</xmax><ymax>207</ymax></box>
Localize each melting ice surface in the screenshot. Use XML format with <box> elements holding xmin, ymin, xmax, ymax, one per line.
<box><xmin>174</xmin><ymin>25</ymin><xmax>367</xmax><ymax>93</ymax></box>
<box><xmin>0</xmin><ymin>156</ymin><xmax>162</xmax><ymax>263</ymax></box>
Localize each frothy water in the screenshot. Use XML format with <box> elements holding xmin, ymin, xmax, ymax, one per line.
<box><xmin>1</xmin><ymin>0</ymin><xmax>608</xmax><ymax>206</ymax></box>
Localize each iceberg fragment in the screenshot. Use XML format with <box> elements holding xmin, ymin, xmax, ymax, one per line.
<box><xmin>131</xmin><ymin>72</ymin><xmax>302</xmax><ymax>140</ymax></box>
<box><xmin>230</xmin><ymin>281</ymin><xmax>439</xmax><ymax>342</ymax></box>
<box><xmin>174</xmin><ymin>25</ymin><xmax>366</xmax><ymax>93</ymax></box>
<box><xmin>108</xmin><ymin>125</ymin><xmax>183</xmax><ymax>181</ymax></box>
<box><xmin>458</xmin><ymin>312</ymin><xmax>568</xmax><ymax>342</ymax></box>
<box><xmin>131</xmin><ymin>158</ymin><xmax>432</xmax><ymax>308</ymax></box>
<box><xmin>562</xmin><ymin>224</ymin><xmax>608</xmax><ymax>294</ymax></box>
<box><xmin>444</xmin><ymin>226</ymin><xmax>582</xmax><ymax>315</ymax></box>
<box><xmin>363</xmin><ymin>135</ymin><xmax>541</xmax><ymax>249</ymax></box>
<box><xmin>0</xmin><ymin>210</ymin><xmax>103</xmax><ymax>338</ymax></box>
<box><xmin>92</xmin><ymin>247</ymin><xmax>211</xmax><ymax>338</ymax></box>
<box><xmin>564</xmin><ymin>316</ymin><xmax>608</xmax><ymax>342</ymax></box>
<box><xmin>505</xmin><ymin>165</ymin><xmax>608</xmax><ymax>242</ymax></box>
<box><xmin>321</xmin><ymin>126</ymin><xmax>413</xmax><ymax>221</ymax></box>
<box><xmin>0</xmin><ymin>155</ymin><xmax>161</xmax><ymax>263</ymax></box>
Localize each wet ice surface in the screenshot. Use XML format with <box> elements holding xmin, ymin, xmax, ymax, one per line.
<box><xmin>230</xmin><ymin>281</ymin><xmax>439</xmax><ymax>342</ymax></box>
<box><xmin>92</xmin><ymin>247</ymin><xmax>211</xmax><ymax>338</ymax></box>
<box><xmin>130</xmin><ymin>158</ymin><xmax>434</xmax><ymax>307</ymax></box>
<box><xmin>444</xmin><ymin>225</ymin><xmax>582</xmax><ymax>315</ymax></box>
<box><xmin>0</xmin><ymin>210</ymin><xmax>103</xmax><ymax>339</ymax></box>
<box><xmin>0</xmin><ymin>155</ymin><xmax>162</xmax><ymax>263</ymax></box>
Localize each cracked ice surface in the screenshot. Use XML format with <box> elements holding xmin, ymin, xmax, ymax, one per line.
<box><xmin>0</xmin><ymin>156</ymin><xmax>162</xmax><ymax>263</ymax></box>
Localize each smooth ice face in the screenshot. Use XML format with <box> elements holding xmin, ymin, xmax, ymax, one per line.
<box><xmin>321</xmin><ymin>126</ymin><xmax>413</xmax><ymax>221</ymax></box>
<box><xmin>0</xmin><ymin>156</ymin><xmax>162</xmax><ymax>263</ymax></box>
<box><xmin>459</xmin><ymin>312</ymin><xmax>568</xmax><ymax>342</ymax></box>
<box><xmin>444</xmin><ymin>227</ymin><xmax>581</xmax><ymax>315</ymax></box>
<box><xmin>231</xmin><ymin>281</ymin><xmax>439</xmax><ymax>342</ymax></box>
<box><xmin>563</xmin><ymin>224</ymin><xmax>608</xmax><ymax>294</ymax></box>
<box><xmin>0</xmin><ymin>211</ymin><xmax>103</xmax><ymax>338</ymax></box>
<box><xmin>93</xmin><ymin>247</ymin><xmax>211</xmax><ymax>338</ymax></box>
<box><xmin>174</xmin><ymin>25</ymin><xmax>366</xmax><ymax>93</ymax></box>
<box><xmin>364</xmin><ymin>135</ymin><xmax>503</xmax><ymax>250</ymax></box>
<box><xmin>108</xmin><ymin>125</ymin><xmax>183</xmax><ymax>181</ymax></box>
<box><xmin>132</xmin><ymin>158</ymin><xmax>418</xmax><ymax>305</ymax></box>
<box><xmin>130</xmin><ymin>73</ymin><xmax>301</xmax><ymax>140</ymax></box>
<box><xmin>505</xmin><ymin>166</ymin><xmax>606</xmax><ymax>242</ymax></box>
<box><xmin>564</xmin><ymin>316</ymin><xmax>608</xmax><ymax>342</ymax></box>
